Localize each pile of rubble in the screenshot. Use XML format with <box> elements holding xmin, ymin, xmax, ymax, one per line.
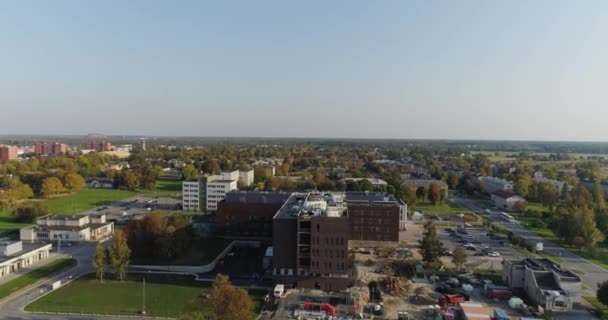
<box><xmin>380</xmin><ymin>276</ymin><xmax>413</xmax><ymax>297</ymax></box>
<box><xmin>409</xmin><ymin>286</ymin><xmax>441</xmax><ymax>305</ymax></box>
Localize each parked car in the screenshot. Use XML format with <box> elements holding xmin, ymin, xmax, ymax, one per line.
<box><xmin>441</xmin><ymin>248</ymin><xmax>453</xmax><ymax>256</ymax></box>
<box><xmin>487</xmin><ymin>251</ymin><xmax>501</xmax><ymax>257</ymax></box>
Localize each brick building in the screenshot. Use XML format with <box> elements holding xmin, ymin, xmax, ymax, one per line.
<box><xmin>272</xmin><ymin>191</ymin><xmax>406</xmax><ymax>291</ymax></box>
<box><xmin>0</xmin><ymin>145</ymin><xmax>18</xmax><ymax>162</ymax></box>
<box><xmin>217</xmin><ymin>191</ymin><xmax>290</xmax><ymax>240</ymax></box>
<box><xmin>33</xmin><ymin>143</ymin><xmax>67</xmax><ymax>155</ymax></box>
<box><xmin>51</xmin><ymin>143</ymin><xmax>67</xmax><ymax>155</ymax></box>
<box><xmin>84</xmin><ymin>141</ymin><xmax>112</xmax><ymax>152</ymax></box>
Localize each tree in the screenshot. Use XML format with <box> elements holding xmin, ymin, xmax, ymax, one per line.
<box><xmin>598</xmin><ymin>280</ymin><xmax>608</xmax><ymax>306</ymax></box>
<box><xmin>428</xmin><ymin>183</ymin><xmax>443</xmax><ymax>206</ymax></box>
<box><xmin>569</xmin><ymin>183</ymin><xmax>593</xmax><ymax>208</ymax></box>
<box><xmin>358</xmin><ymin>179</ymin><xmax>373</xmax><ymax>191</ymax></box>
<box><xmin>418</xmin><ymin>221</ymin><xmax>442</xmax><ymax>271</ymax></box>
<box><xmin>416</xmin><ymin>186</ymin><xmax>427</xmax><ymax>202</ymax></box>
<box><xmin>121</xmin><ymin>171</ymin><xmax>139</xmax><ymax>191</ymax></box>
<box><xmin>63</xmin><ymin>173</ymin><xmax>85</xmax><ymax>192</ymax></box>
<box><xmin>204</xmin><ymin>160</ymin><xmax>221</xmax><ymax>175</ymax></box>
<box><xmin>539</xmin><ymin>182</ymin><xmax>558</xmax><ymax>211</ymax></box>
<box><xmin>182</xmin><ymin>164</ymin><xmax>199</xmax><ymax>181</ymax></box>
<box><xmin>13</xmin><ymin>202</ymin><xmax>49</xmax><ymax>223</ymax></box>
<box><xmin>92</xmin><ymin>243</ymin><xmax>107</xmax><ymax>281</ymax></box>
<box><xmin>573</xmin><ymin>236</ymin><xmax>585</xmax><ymax>252</ymax></box>
<box><xmin>593</xmin><ymin>181</ymin><xmax>606</xmax><ymax>210</ymax></box>
<box><xmin>209</xmin><ymin>274</ymin><xmax>254</xmax><ymax>320</ymax></box>
<box><xmin>399</xmin><ymin>186</ymin><xmax>417</xmax><ymax>215</ymax></box>
<box><xmin>109</xmin><ymin>230</ymin><xmax>131</xmax><ymax>281</ymax></box>
<box><xmin>513</xmin><ymin>201</ymin><xmax>526</xmax><ymax>214</ymax></box>
<box><xmin>576</xmin><ymin>160</ymin><xmax>601</xmax><ymax>180</ymax></box>
<box><xmin>41</xmin><ymin>177</ymin><xmax>65</xmax><ymax>197</ymax></box>
<box><xmin>514</xmin><ymin>174</ymin><xmax>531</xmax><ymax>199</ymax></box>
<box><xmin>452</xmin><ymin>247</ymin><xmax>467</xmax><ymax>271</ymax></box>
<box><xmin>447</xmin><ymin>172</ymin><xmax>460</xmax><ymax>190</ymax></box>
<box><xmin>578</xmin><ymin>207</ymin><xmax>604</xmax><ymax>248</ymax></box>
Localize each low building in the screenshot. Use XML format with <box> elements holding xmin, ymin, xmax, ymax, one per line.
<box><xmin>20</xmin><ymin>213</ymin><xmax>114</xmax><ymax>243</ymax></box>
<box><xmin>479</xmin><ymin>176</ymin><xmax>514</xmax><ymax>194</ymax></box>
<box><xmin>85</xmin><ymin>177</ymin><xmax>114</xmax><ymax>189</ymax></box>
<box><xmin>503</xmin><ymin>258</ymin><xmax>581</xmax><ymax>311</ymax></box>
<box><xmin>400</xmin><ymin>179</ymin><xmax>448</xmax><ymax>196</ymax></box>
<box><xmin>0</xmin><ymin>145</ymin><xmax>18</xmax><ymax>162</ymax></box>
<box><xmin>0</xmin><ymin>240</ymin><xmax>52</xmax><ymax>278</ymax></box>
<box><xmin>206</xmin><ymin>179</ymin><xmax>238</xmax><ymax>211</ymax></box>
<box><xmin>340</xmin><ymin>178</ymin><xmax>388</xmax><ymax>188</ymax></box>
<box><xmin>491</xmin><ymin>190</ymin><xmax>526</xmax><ymax>211</ymax></box>
<box><xmin>533</xmin><ymin>171</ymin><xmax>567</xmax><ymax>193</ymax></box>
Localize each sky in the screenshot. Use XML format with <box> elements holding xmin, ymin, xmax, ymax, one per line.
<box><xmin>1</xmin><ymin>1</ymin><xmax>607</xmax><ymax>141</ymax></box>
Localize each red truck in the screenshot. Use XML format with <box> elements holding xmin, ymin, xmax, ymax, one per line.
<box><xmin>439</xmin><ymin>294</ymin><xmax>466</xmax><ymax>306</ymax></box>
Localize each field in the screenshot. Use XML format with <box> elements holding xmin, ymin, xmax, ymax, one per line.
<box><xmin>0</xmin><ymin>259</ymin><xmax>76</xmax><ymax>301</ymax></box>
<box><xmin>45</xmin><ymin>189</ymin><xmax>135</xmax><ymax>214</ymax></box>
<box><xmin>472</xmin><ymin>151</ymin><xmax>608</xmax><ymax>162</ymax></box>
<box><xmin>136</xmin><ymin>177</ymin><xmax>182</xmax><ymax>198</ymax></box>
<box><xmin>415</xmin><ymin>202</ymin><xmax>472</xmax><ymax>215</ymax></box>
<box><xmin>0</xmin><ymin>215</ymin><xmax>31</xmax><ymax>237</ymax></box>
<box><xmin>26</xmin><ymin>274</ymin><xmax>266</xmax><ymax>318</ymax></box>
<box><xmin>584</xmin><ymin>296</ymin><xmax>608</xmax><ymax>319</ymax></box>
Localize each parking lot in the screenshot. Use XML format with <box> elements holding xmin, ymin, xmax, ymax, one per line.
<box><xmin>79</xmin><ymin>195</ymin><xmax>182</xmax><ymax>225</ymax></box>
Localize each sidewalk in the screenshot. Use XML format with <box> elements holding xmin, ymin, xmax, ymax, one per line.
<box><xmin>0</xmin><ymin>252</ymin><xmax>65</xmax><ymax>286</ymax></box>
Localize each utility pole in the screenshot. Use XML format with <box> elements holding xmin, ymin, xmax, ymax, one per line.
<box><xmin>141</xmin><ymin>277</ymin><xmax>146</xmax><ymax>315</ymax></box>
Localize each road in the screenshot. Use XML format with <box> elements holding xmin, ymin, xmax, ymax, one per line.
<box><xmin>453</xmin><ymin>196</ymin><xmax>608</xmax><ymax>292</ymax></box>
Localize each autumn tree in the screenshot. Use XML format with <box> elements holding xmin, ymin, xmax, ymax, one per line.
<box><xmin>204</xmin><ymin>160</ymin><xmax>221</xmax><ymax>175</ymax></box>
<box><xmin>121</xmin><ymin>171</ymin><xmax>139</xmax><ymax>191</ymax></box>
<box><xmin>63</xmin><ymin>173</ymin><xmax>85</xmax><ymax>192</ymax></box>
<box><xmin>92</xmin><ymin>243</ymin><xmax>107</xmax><ymax>281</ymax></box>
<box><xmin>13</xmin><ymin>201</ymin><xmax>49</xmax><ymax>223</ymax></box>
<box><xmin>41</xmin><ymin>177</ymin><xmax>65</xmax><ymax>197</ymax></box>
<box><xmin>593</xmin><ymin>181</ymin><xmax>606</xmax><ymax>210</ymax></box>
<box><xmin>598</xmin><ymin>280</ymin><xmax>608</xmax><ymax>306</ymax></box>
<box><xmin>209</xmin><ymin>274</ymin><xmax>254</xmax><ymax>320</ymax></box>
<box><xmin>514</xmin><ymin>174</ymin><xmax>531</xmax><ymax>198</ymax></box>
<box><xmin>182</xmin><ymin>164</ymin><xmax>199</xmax><ymax>181</ymax></box>
<box><xmin>109</xmin><ymin>230</ymin><xmax>131</xmax><ymax>281</ymax></box>
<box><xmin>452</xmin><ymin>247</ymin><xmax>467</xmax><ymax>271</ymax></box>
<box><xmin>573</xmin><ymin>236</ymin><xmax>585</xmax><ymax>252</ymax></box>
<box><xmin>428</xmin><ymin>183</ymin><xmax>443</xmax><ymax>205</ymax></box>
<box><xmin>578</xmin><ymin>207</ymin><xmax>604</xmax><ymax>248</ymax></box>
<box><xmin>416</xmin><ymin>186</ymin><xmax>427</xmax><ymax>202</ymax></box>
<box><xmin>419</xmin><ymin>221</ymin><xmax>442</xmax><ymax>271</ymax></box>
<box><xmin>513</xmin><ymin>201</ymin><xmax>526</xmax><ymax>214</ymax></box>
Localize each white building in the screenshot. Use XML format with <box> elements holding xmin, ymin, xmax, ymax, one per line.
<box><xmin>239</xmin><ymin>169</ymin><xmax>254</xmax><ymax>187</ymax></box>
<box><xmin>0</xmin><ymin>240</ymin><xmax>52</xmax><ymax>279</ymax></box>
<box><xmin>182</xmin><ymin>180</ymin><xmax>202</xmax><ymax>211</ymax></box>
<box><xmin>206</xmin><ymin>179</ymin><xmax>238</xmax><ymax>211</ymax></box>
<box><xmin>479</xmin><ymin>176</ymin><xmax>514</xmax><ymax>194</ymax></box>
<box><xmin>20</xmin><ymin>213</ymin><xmax>114</xmax><ymax>243</ymax></box>
<box><xmin>533</xmin><ymin>171</ymin><xmax>566</xmax><ymax>193</ymax></box>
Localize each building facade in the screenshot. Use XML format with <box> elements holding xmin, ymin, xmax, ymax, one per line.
<box><xmin>182</xmin><ymin>179</ymin><xmax>203</xmax><ymax>211</ymax></box>
<box><xmin>206</xmin><ymin>179</ymin><xmax>238</xmax><ymax>211</ymax></box>
<box><xmin>491</xmin><ymin>190</ymin><xmax>526</xmax><ymax>211</ymax></box>
<box><xmin>0</xmin><ymin>240</ymin><xmax>52</xmax><ymax>279</ymax></box>
<box><xmin>20</xmin><ymin>213</ymin><xmax>114</xmax><ymax>242</ymax></box>
<box><xmin>239</xmin><ymin>169</ymin><xmax>254</xmax><ymax>187</ymax></box>
<box><xmin>0</xmin><ymin>145</ymin><xmax>18</xmax><ymax>162</ymax></box>
<box><xmin>479</xmin><ymin>176</ymin><xmax>514</xmax><ymax>194</ymax></box>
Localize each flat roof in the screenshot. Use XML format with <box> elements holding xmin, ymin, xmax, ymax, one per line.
<box><xmin>0</xmin><ymin>242</ymin><xmax>51</xmax><ymax>264</ymax></box>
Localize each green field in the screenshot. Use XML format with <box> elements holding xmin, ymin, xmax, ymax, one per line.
<box><xmin>45</xmin><ymin>189</ymin><xmax>135</xmax><ymax>214</ymax></box>
<box><xmin>416</xmin><ymin>203</ymin><xmax>472</xmax><ymax>215</ymax></box>
<box><xmin>584</xmin><ymin>296</ymin><xmax>608</xmax><ymax>319</ymax></box>
<box><xmin>525</xmin><ymin>203</ymin><xmax>550</xmax><ymax>214</ymax></box>
<box><xmin>472</xmin><ymin>151</ymin><xmax>608</xmax><ymax>161</ymax></box>
<box><xmin>26</xmin><ymin>274</ymin><xmax>265</xmax><ymax>318</ymax></box>
<box><xmin>0</xmin><ymin>216</ymin><xmax>31</xmax><ymax>237</ymax></box>
<box><xmin>136</xmin><ymin>178</ymin><xmax>182</xmax><ymax>198</ymax></box>
<box><xmin>0</xmin><ymin>258</ymin><xmax>76</xmax><ymax>301</ymax></box>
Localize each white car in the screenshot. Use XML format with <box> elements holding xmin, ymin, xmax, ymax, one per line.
<box><xmin>488</xmin><ymin>251</ymin><xmax>501</xmax><ymax>257</ymax></box>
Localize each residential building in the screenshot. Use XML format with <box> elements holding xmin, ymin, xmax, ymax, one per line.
<box><xmin>85</xmin><ymin>177</ymin><xmax>114</xmax><ymax>189</ymax></box>
<box><xmin>20</xmin><ymin>213</ymin><xmax>114</xmax><ymax>243</ymax></box>
<box><xmin>206</xmin><ymin>178</ymin><xmax>238</xmax><ymax>211</ymax></box>
<box><xmin>491</xmin><ymin>190</ymin><xmax>526</xmax><ymax>211</ymax></box>
<box><xmin>51</xmin><ymin>143</ymin><xmax>67</xmax><ymax>155</ymax></box>
<box><xmin>340</xmin><ymin>178</ymin><xmax>388</xmax><ymax>188</ymax></box>
<box><xmin>33</xmin><ymin>142</ymin><xmax>66</xmax><ymax>155</ymax></box>
<box><xmin>114</xmin><ymin>144</ymin><xmax>133</xmax><ymax>153</ymax></box>
<box><xmin>479</xmin><ymin>176</ymin><xmax>514</xmax><ymax>194</ymax></box>
<box><xmin>84</xmin><ymin>141</ymin><xmax>112</xmax><ymax>152</ymax></box>
<box><xmin>217</xmin><ymin>191</ymin><xmax>291</xmax><ymax>239</ymax></box>
<box><xmin>263</xmin><ymin>165</ymin><xmax>276</xmax><ymax>177</ymax></box>
<box><xmin>533</xmin><ymin>171</ymin><xmax>567</xmax><ymax>193</ymax></box>
<box><xmin>239</xmin><ymin>169</ymin><xmax>254</xmax><ymax>187</ymax></box>
<box><xmin>272</xmin><ymin>191</ymin><xmax>407</xmax><ymax>291</ymax></box>
<box><xmin>503</xmin><ymin>258</ymin><xmax>581</xmax><ymax>311</ymax></box>
<box><xmin>400</xmin><ymin>179</ymin><xmax>449</xmax><ymax>197</ymax></box>
<box><xmin>0</xmin><ymin>145</ymin><xmax>18</xmax><ymax>162</ymax></box>
<box><xmin>0</xmin><ymin>240</ymin><xmax>52</xmax><ymax>279</ymax></box>
<box><xmin>182</xmin><ymin>179</ymin><xmax>203</xmax><ymax>211</ymax></box>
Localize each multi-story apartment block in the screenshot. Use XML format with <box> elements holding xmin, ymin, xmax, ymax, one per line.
<box><xmin>20</xmin><ymin>213</ymin><xmax>114</xmax><ymax>243</ymax></box>
<box><xmin>272</xmin><ymin>191</ymin><xmax>407</xmax><ymax>291</ymax></box>
<box><xmin>182</xmin><ymin>180</ymin><xmax>203</xmax><ymax>211</ymax></box>
<box><xmin>84</xmin><ymin>141</ymin><xmax>112</xmax><ymax>152</ymax></box>
<box><xmin>206</xmin><ymin>178</ymin><xmax>238</xmax><ymax>211</ymax></box>
<box><xmin>32</xmin><ymin>142</ymin><xmax>67</xmax><ymax>155</ymax></box>
<box><xmin>51</xmin><ymin>143</ymin><xmax>67</xmax><ymax>155</ymax></box>
<box><xmin>0</xmin><ymin>145</ymin><xmax>18</xmax><ymax>162</ymax></box>
<box><xmin>239</xmin><ymin>169</ymin><xmax>254</xmax><ymax>187</ymax></box>
<box><xmin>479</xmin><ymin>176</ymin><xmax>514</xmax><ymax>194</ymax></box>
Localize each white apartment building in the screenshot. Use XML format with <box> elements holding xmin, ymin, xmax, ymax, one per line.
<box><xmin>239</xmin><ymin>169</ymin><xmax>254</xmax><ymax>187</ymax></box>
<box><xmin>182</xmin><ymin>180</ymin><xmax>201</xmax><ymax>211</ymax></box>
<box><xmin>479</xmin><ymin>176</ymin><xmax>514</xmax><ymax>194</ymax></box>
<box><xmin>20</xmin><ymin>213</ymin><xmax>114</xmax><ymax>243</ymax></box>
<box><xmin>206</xmin><ymin>179</ymin><xmax>238</xmax><ymax>211</ymax></box>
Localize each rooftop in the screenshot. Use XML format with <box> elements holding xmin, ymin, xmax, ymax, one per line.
<box><xmin>223</xmin><ymin>191</ymin><xmax>291</xmax><ymax>204</ymax></box>
<box><xmin>0</xmin><ymin>242</ymin><xmax>51</xmax><ymax>264</ymax></box>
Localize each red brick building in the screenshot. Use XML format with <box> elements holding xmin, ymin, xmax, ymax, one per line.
<box><xmin>0</xmin><ymin>145</ymin><xmax>18</xmax><ymax>162</ymax></box>
<box><xmin>84</xmin><ymin>141</ymin><xmax>112</xmax><ymax>152</ymax></box>
<box><xmin>51</xmin><ymin>143</ymin><xmax>67</xmax><ymax>155</ymax></box>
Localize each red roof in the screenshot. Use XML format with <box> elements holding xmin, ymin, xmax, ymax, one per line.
<box><xmin>492</xmin><ymin>190</ymin><xmax>517</xmax><ymax>199</ymax></box>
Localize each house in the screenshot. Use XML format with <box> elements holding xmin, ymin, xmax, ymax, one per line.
<box><xmin>503</xmin><ymin>258</ymin><xmax>581</xmax><ymax>311</ymax></box>
<box><xmin>0</xmin><ymin>240</ymin><xmax>52</xmax><ymax>279</ymax></box>
<box><xmin>491</xmin><ymin>190</ymin><xmax>526</xmax><ymax>211</ymax></box>
<box><xmin>85</xmin><ymin>177</ymin><xmax>114</xmax><ymax>189</ymax></box>
<box><xmin>20</xmin><ymin>213</ymin><xmax>114</xmax><ymax>243</ymax></box>
<box><xmin>479</xmin><ymin>176</ymin><xmax>514</xmax><ymax>194</ymax></box>
<box><xmin>533</xmin><ymin>171</ymin><xmax>567</xmax><ymax>193</ymax></box>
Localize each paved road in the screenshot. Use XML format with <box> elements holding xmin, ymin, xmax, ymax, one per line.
<box><xmin>453</xmin><ymin>196</ymin><xmax>608</xmax><ymax>292</ymax></box>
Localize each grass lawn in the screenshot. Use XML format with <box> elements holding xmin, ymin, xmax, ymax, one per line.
<box><xmin>584</xmin><ymin>296</ymin><xmax>608</xmax><ymax>318</ymax></box>
<box><xmin>416</xmin><ymin>203</ymin><xmax>471</xmax><ymax>215</ymax></box>
<box><xmin>0</xmin><ymin>216</ymin><xmax>31</xmax><ymax>238</ymax></box>
<box><xmin>0</xmin><ymin>258</ymin><xmax>76</xmax><ymax>301</ymax></box>
<box><xmin>45</xmin><ymin>189</ymin><xmax>135</xmax><ymax>214</ymax></box>
<box><xmin>131</xmin><ymin>238</ymin><xmax>230</xmax><ymax>266</ymax></box>
<box><xmin>26</xmin><ymin>274</ymin><xmax>266</xmax><ymax>318</ymax></box>
<box><xmin>137</xmin><ymin>178</ymin><xmax>182</xmax><ymax>198</ymax></box>
<box><xmin>525</xmin><ymin>203</ymin><xmax>550</xmax><ymax>214</ymax></box>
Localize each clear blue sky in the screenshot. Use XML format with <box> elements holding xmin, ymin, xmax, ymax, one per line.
<box><xmin>1</xmin><ymin>1</ymin><xmax>607</xmax><ymax>140</ymax></box>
